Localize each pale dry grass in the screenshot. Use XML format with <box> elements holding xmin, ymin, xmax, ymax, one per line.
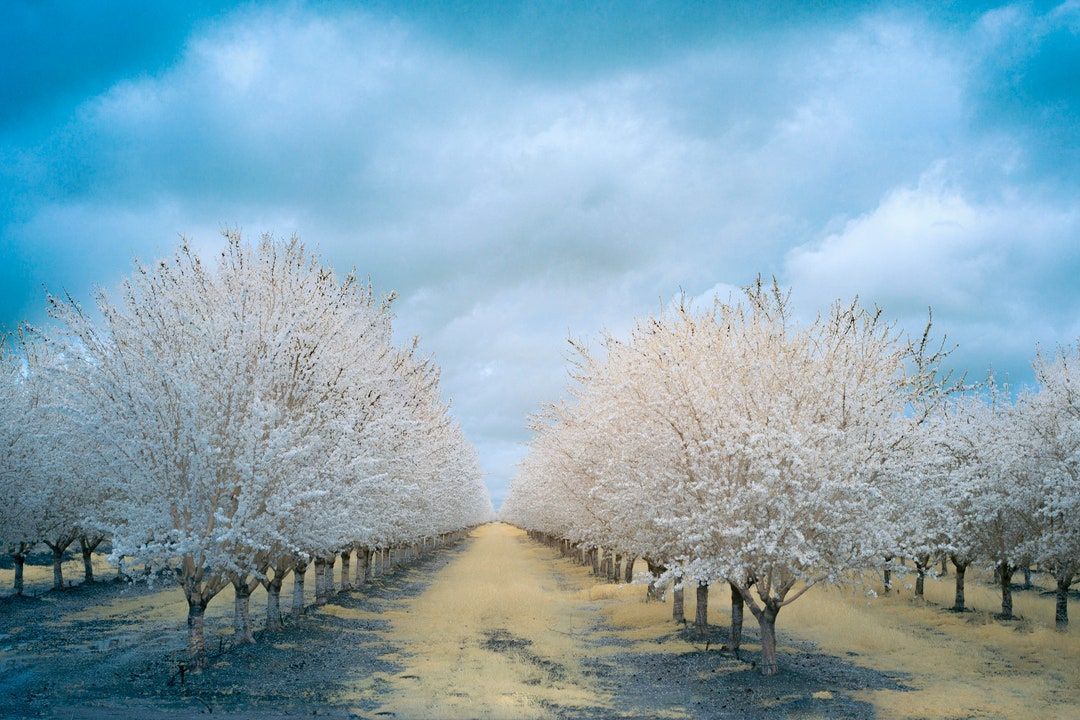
<box><xmin>61</xmin><ymin>561</ymin><xmax>329</xmax><ymax>630</ymax></box>
<box><xmin>914</xmin><ymin>566</ymin><xmax>1069</xmax><ymax>629</ymax></box>
<box><xmin>0</xmin><ymin>552</ymin><xmax>116</xmax><ymax>597</ymax></box>
<box><xmin>3</xmin><ymin>550</ymin><xmax>346</xmax><ymax>641</ymax></box>
<box><xmin>348</xmin><ymin>523</ymin><xmax>609</xmax><ymax>719</ymax></box>
<box><xmin>576</xmin><ymin>557</ymin><xmax>1079</xmax><ymax>720</ymax></box>
<box><xmin>784</xmin><ymin>580</ymin><xmax>1079</xmax><ymax>720</ymax></box>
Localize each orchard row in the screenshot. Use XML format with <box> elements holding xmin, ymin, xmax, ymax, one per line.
<box><xmin>503</xmin><ymin>280</ymin><xmax>1079</xmax><ymax>676</ymax></box>
<box><xmin>0</xmin><ymin>234</ymin><xmax>492</xmax><ymax>666</ymax></box>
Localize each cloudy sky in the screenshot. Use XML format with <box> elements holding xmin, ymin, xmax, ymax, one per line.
<box><xmin>2</xmin><ymin>1</ymin><xmax>1077</xmax><ymax>505</ymax></box>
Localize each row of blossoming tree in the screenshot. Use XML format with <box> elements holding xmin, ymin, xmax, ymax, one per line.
<box><xmin>501</xmin><ymin>280</ymin><xmax>1078</xmax><ymax>676</ymax></box>
<box><xmin>0</xmin><ymin>234</ymin><xmax>492</xmax><ymax>666</ymax></box>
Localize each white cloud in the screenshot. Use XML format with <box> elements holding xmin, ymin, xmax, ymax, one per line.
<box><xmin>785</xmin><ymin>166</ymin><xmax>1080</xmax><ymax>382</ymax></box>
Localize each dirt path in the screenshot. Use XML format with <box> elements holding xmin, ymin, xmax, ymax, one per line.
<box><xmin>360</xmin><ymin>523</ymin><xmax>892</xmax><ymax>720</ymax></box>
<box><xmin>359</xmin><ymin>523</ymin><xmax>610</xmax><ymax>719</ymax></box>
<box><xmin>2</xmin><ymin>525</ymin><xmax>903</xmax><ymax>719</ymax></box>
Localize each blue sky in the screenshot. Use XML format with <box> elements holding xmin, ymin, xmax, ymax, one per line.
<box><xmin>2</xmin><ymin>1</ymin><xmax>1078</xmax><ymax>505</ymax></box>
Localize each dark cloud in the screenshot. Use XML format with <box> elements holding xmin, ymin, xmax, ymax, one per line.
<box><xmin>0</xmin><ymin>0</ymin><xmax>237</xmax><ymax>132</ymax></box>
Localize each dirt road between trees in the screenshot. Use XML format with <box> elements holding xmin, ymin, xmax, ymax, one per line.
<box><xmin>2</xmin><ymin>524</ymin><xmax>894</xmax><ymax>718</ymax></box>
<box><xmin>362</xmin><ymin>522</ymin><xmax>890</xmax><ymax>719</ymax></box>
<box><xmin>359</xmin><ymin>522</ymin><xmax>607</xmax><ymax>718</ymax></box>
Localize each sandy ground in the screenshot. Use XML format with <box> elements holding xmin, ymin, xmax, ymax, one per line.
<box><xmin>0</xmin><ymin>549</ymin><xmax>118</xmax><ymax>598</ymax></box>
<box><xmin>361</xmin><ymin>523</ymin><xmax>893</xmax><ymax>719</ymax></box>
<box><xmin>360</xmin><ymin>523</ymin><xmax>609</xmax><ymax>718</ymax></box>
<box><xmin>2</xmin><ymin>525</ymin><xmax>1075</xmax><ymax>719</ymax></box>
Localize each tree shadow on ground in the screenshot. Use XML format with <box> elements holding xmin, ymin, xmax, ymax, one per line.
<box><xmin>570</xmin><ymin>620</ymin><xmax>909</xmax><ymax>719</ymax></box>
<box><xmin>0</xmin><ymin>545</ymin><xmax>467</xmax><ymax>719</ymax></box>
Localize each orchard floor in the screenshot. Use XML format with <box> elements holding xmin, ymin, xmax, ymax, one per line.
<box><xmin>354</xmin><ymin>523</ymin><xmax>894</xmax><ymax>720</ymax></box>
<box><xmin>1</xmin><ymin>523</ymin><xmax>1077</xmax><ymax>719</ymax></box>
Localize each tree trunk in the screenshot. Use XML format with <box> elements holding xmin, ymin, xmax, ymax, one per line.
<box><xmin>882</xmin><ymin>556</ymin><xmax>893</xmax><ymax>594</ymax></box>
<box><xmin>340</xmin><ymin>550</ymin><xmax>352</xmax><ymax>591</ymax></box>
<box><xmin>673</xmin><ymin>579</ymin><xmax>685</xmax><ymax>622</ymax></box>
<box><xmin>645</xmin><ymin>559</ymin><xmax>664</xmax><ymax>602</ymax></box>
<box><xmin>952</xmin><ymin>557</ymin><xmax>968</xmax><ymax>611</ymax></box>
<box><xmin>695</xmin><ymin>583</ymin><xmax>709</xmax><ymax>638</ymax></box>
<box><xmin>314</xmin><ymin>557</ymin><xmax>325</xmax><ymax>602</ymax></box>
<box><xmin>590</xmin><ymin>549</ymin><xmax>599</xmax><ymax>576</ymax></box>
<box><xmin>757</xmin><ymin>606</ymin><xmax>779</xmax><ymax>676</ymax></box>
<box><xmin>292</xmin><ymin>560</ymin><xmax>307</xmax><ymax>620</ymax></box>
<box><xmin>914</xmin><ymin>554</ymin><xmax>929</xmax><ymax>598</ymax></box>
<box><xmin>358</xmin><ymin>547</ymin><xmax>370</xmax><ymax>584</ymax></box>
<box><xmin>647</xmin><ymin>578</ymin><xmax>660</xmax><ymax>601</ymax></box>
<box><xmin>614</xmin><ymin>554</ymin><xmax>623</xmax><ymax>583</ymax></box>
<box><xmin>79</xmin><ymin>537</ymin><xmax>96</xmax><ymax>583</ymax></box>
<box><xmin>266</xmin><ymin>576</ymin><xmax>284</xmax><ymax>631</ymax></box>
<box><xmin>12</xmin><ymin>552</ymin><xmax>25</xmax><ymax>596</ymax></box>
<box><xmin>623</xmin><ymin>556</ymin><xmax>635</xmax><ymax>583</ymax></box>
<box><xmin>232</xmin><ymin>580</ymin><xmax>255</xmax><ymax>644</ymax></box>
<box><xmin>187</xmin><ymin>599</ymin><xmax>208</xmax><ymax>669</ymax></box>
<box><xmin>313</xmin><ymin>557</ymin><xmax>328</xmax><ymax>605</ymax></box>
<box><xmin>998</xmin><ymin>563</ymin><xmax>1014</xmax><ymax>619</ymax></box>
<box><xmin>729</xmin><ymin>582</ymin><xmax>743</xmax><ymax>657</ymax></box>
<box><xmin>940</xmin><ymin>556</ymin><xmax>948</xmax><ymax>576</ymax></box>
<box><xmin>51</xmin><ymin>546</ymin><xmax>64</xmax><ymax>590</ymax></box>
<box><xmin>1056</xmin><ymin>574</ymin><xmax>1071</xmax><ymax>630</ymax></box>
<box><xmin>1022</xmin><ymin>565</ymin><xmax>1033</xmax><ymax>590</ymax></box>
